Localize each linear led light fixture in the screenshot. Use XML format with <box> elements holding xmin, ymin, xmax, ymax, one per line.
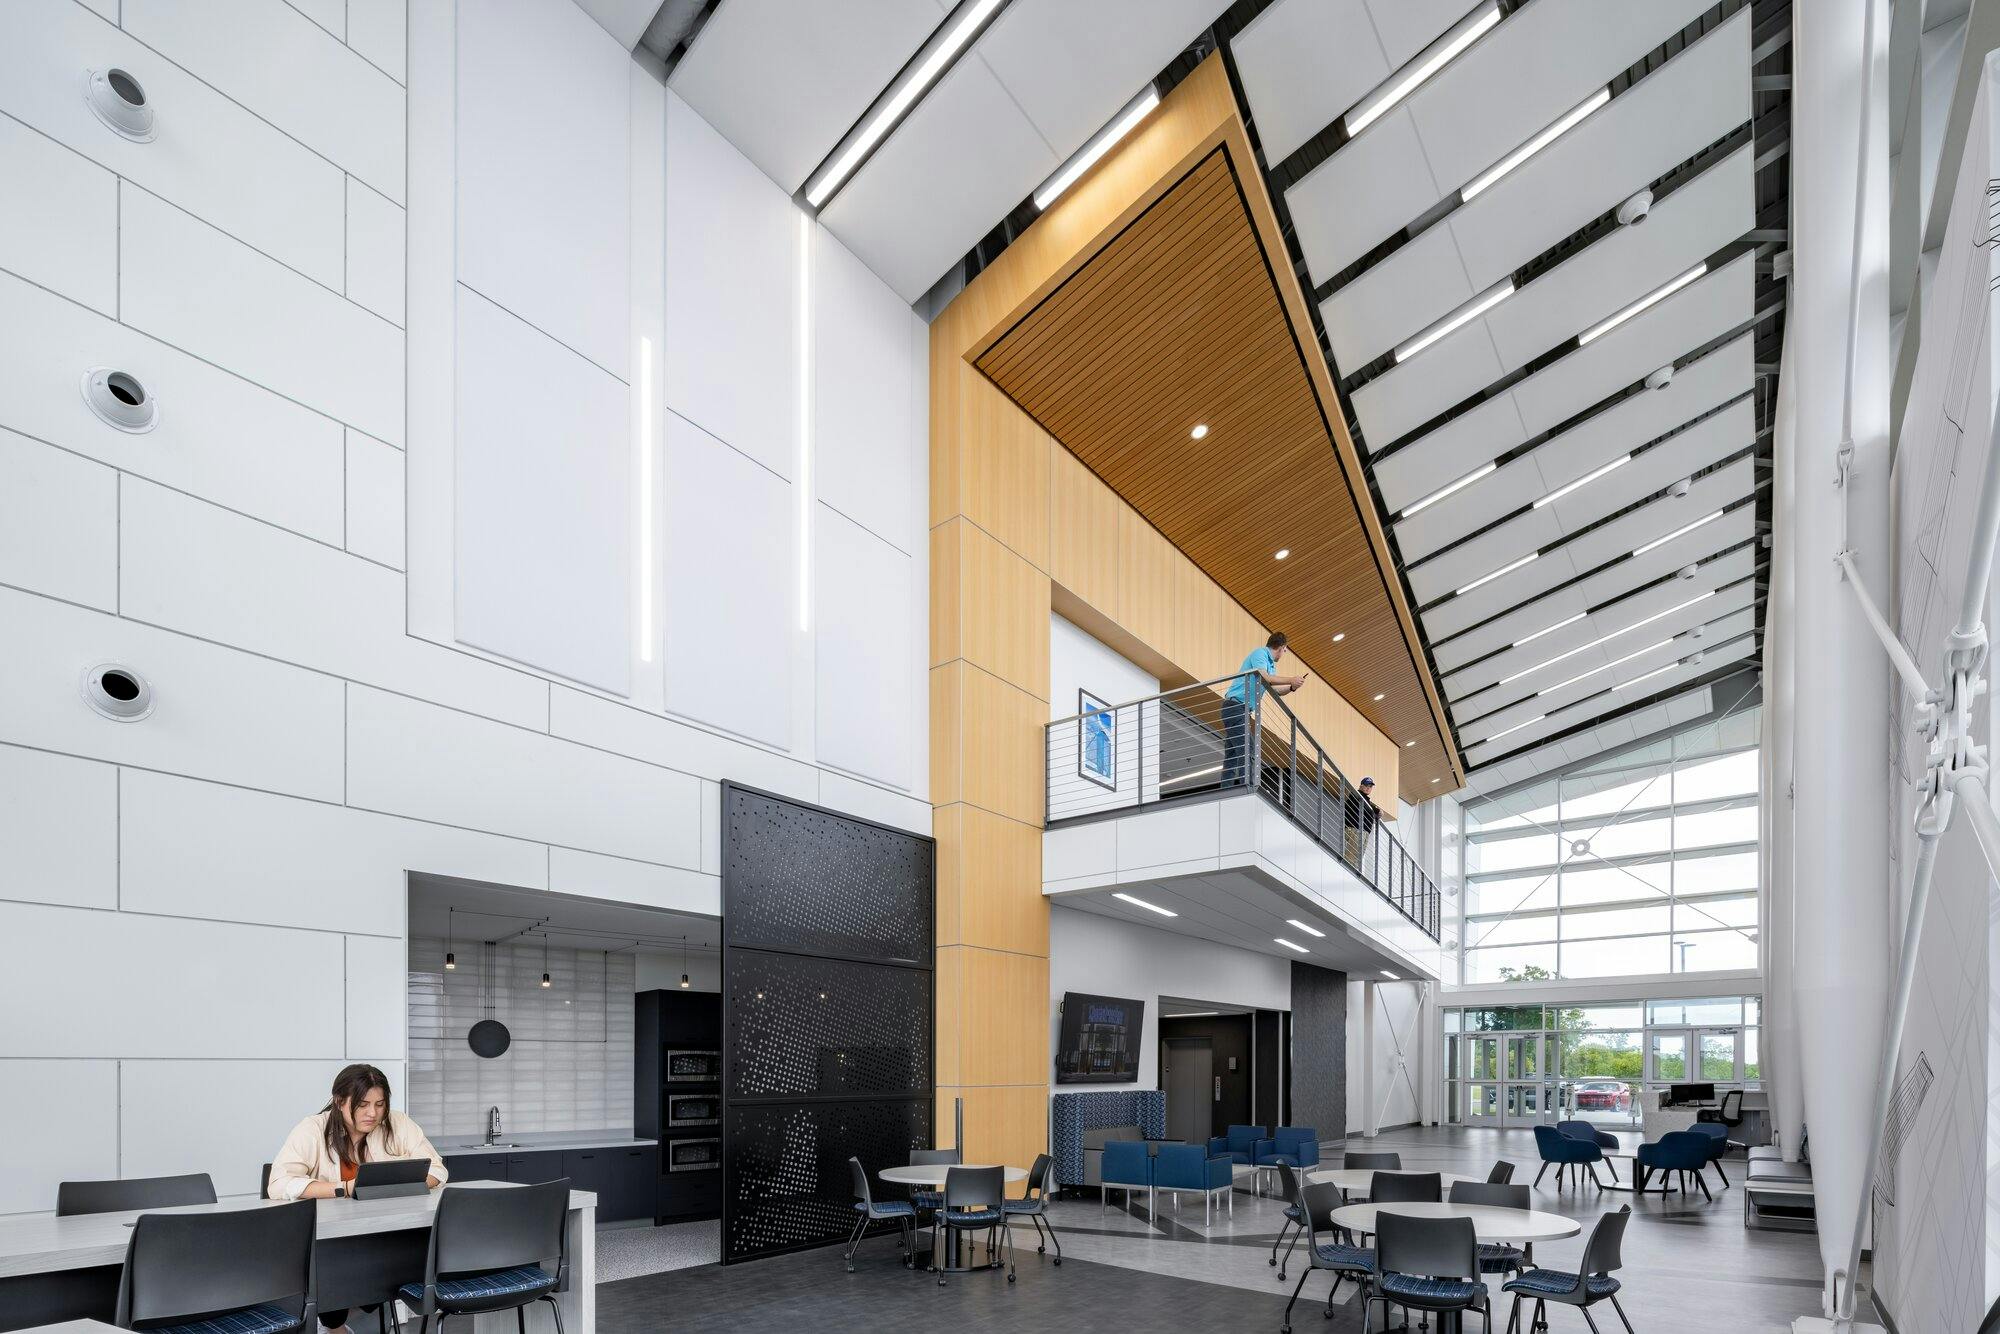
<box><xmin>1498</xmin><ymin>590</ymin><xmax>1715</xmax><ymax>686</ymax></box>
<box><xmin>1623</xmin><ymin>662</ymin><xmax>1679</xmax><ymax>691</ymax></box>
<box><xmin>1167</xmin><ymin>1011</ymin><xmax>1221</xmax><ymax>1018</ymax></box>
<box><xmin>1394</xmin><ymin>279</ymin><xmax>1514</xmax><ymax>364</ymax></box>
<box><xmin>1401</xmin><ymin>461</ymin><xmax>1496</xmax><ymax>518</ymax></box>
<box><xmin>802</xmin><ymin>0</ymin><xmax>1008</xmax><ymax>209</ymax></box>
<box><xmin>1533</xmin><ymin>454</ymin><xmax>1630</xmax><ymax>509</ymax></box>
<box><xmin>1381</xmin><ymin>970</ymin><xmax>1401</xmax><ymax>980</ymax></box>
<box><xmin>1034</xmin><ymin>86</ymin><xmax>1159</xmax><ymax>209</ymax></box>
<box><xmin>1456</xmin><ymin>551</ymin><xmax>1537</xmax><ymax>597</ymax></box>
<box><xmin>1113</xmin><ymin>891</ymin><xmax>1177</xmax><ymax>917</ymax></box>
<box><xmin>1512</xmin><ymin>612</ymin><xmax>1585</xmax><ymax>650</ymax></box>
<box><xmin>1483</xmin><ymin>713</ymin><xmax>1546</xmax><ymax>744</ymax></box>
<box><xmin>1540</xmin><ymin>634</ymin><xmax>1675</xmax><ymax>696</ymax></box>
<box><xmin>1273</xmin><ymin>937</ymin><xmax>1310</xmax><ymax>954</ymax></box>
<box><xmin>1461</xmin><ymin>88</ymin><xmax>1609</xmax><ymax>201</ymax></box>
<box><xmin>1578</xmin><ymin>262</ymin><xmax>1707</xmax><ymax>345</ymax></box>
<box><xmin>1633</xmin><ymin>508</ymin><xmax>1723</xmax><ymax>556</ymax></box>
<box><xmin>1345</xmin><ymin>1</ymin><xmax>1502</xmax><ymax>136</ymax></box>
<box><xmin>1285</xmin><ymin>919</ymin><xmax>1326</xmax><ymax>938</ymax></box>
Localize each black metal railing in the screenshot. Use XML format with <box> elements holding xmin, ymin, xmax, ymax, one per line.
<box><xmin>1046</xmin><ymin>672</ymin><xmax>1441</xmax><ymax>940</ymax></box>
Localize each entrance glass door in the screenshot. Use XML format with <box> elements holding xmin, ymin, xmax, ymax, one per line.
<box><xmin>1462</xmin><ymin>1036</ymin><xmax>1502</xmax><ymax>1125</ymax></box>
<box><xmin>1695</xmin><ymin>1028</ymin><xmax>1743</xmax><ymax>1085</ymax></box>
<box><xmin>1504</xmin><ymin>1034</ymin><xmax>1556</xmax><ymax>1126</ymax></box>
<box><xmin>1648</xmin><ymin>1030</ymin><xmax>1689</xmax><ymax>1085</ymax></box>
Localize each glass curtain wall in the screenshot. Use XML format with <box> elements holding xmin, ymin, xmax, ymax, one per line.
<box><xmin>1458</xmin><ymin>705</ymin><xmax>1761</xmax><ymax>984</ymax></box>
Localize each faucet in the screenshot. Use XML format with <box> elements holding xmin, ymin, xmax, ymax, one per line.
<box><xmin>485</xmin><ymin>1106</ymin><xmax>502</xmax><ymax>1146</ymax></box>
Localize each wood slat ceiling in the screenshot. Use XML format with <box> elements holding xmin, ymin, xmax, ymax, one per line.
<box><xmin>975</xmin><ymin>145</ymin><xmax>1460</xmax><ymax>798</ymax></box>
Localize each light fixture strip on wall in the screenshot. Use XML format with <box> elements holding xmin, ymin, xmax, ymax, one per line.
<box><xmin>1344</xmin><ymin>2</ymin><xmax>1502</xmax><ymax>136</ymax></box>
<box><xmin>1034</xmin><ymin>86</ymin><xmax>1160</xmax><ymax>209</ymax></box>
<box><xmin>1392</xmin><ymin>279</ymin><xmax>1515</xmax><ymax>365</ymax></box>
<box><xmin>1577</xmin><ymin>262</ymin><xmax>1707</xmax><ymax>345</ymax></box>
<box><xmin>1460</xmin><ymin>88</ymin><xmax>1609</xmax><ymax>201</ymax></box>
<box><xmin>797</xmin><ymin>214</ymin><xmax>813</xmax><ymax>634</ymax></box>
<box><xmin>801</xmin><ymin>0</ymin><xmax>1011</xmax><ymax>209</ymax></box>
<box><xmin>1400</xmin><ymin>461</ymin><xmax>1495</xmax><ymax>518</ymax></box>
<box><xmin>1531</xmin><ymin>454</ymin><xmax>1629</xmax><ymax>509</ymax></box>
<box><xmin>1455</xmin><ymin>550</ymin><xmax>1536</xmax><ymax>597</ymax></box>
<box><xmin>639</xmin><ymin>336</ymin><xmax>657</xmax><ymax>662</ymax></box>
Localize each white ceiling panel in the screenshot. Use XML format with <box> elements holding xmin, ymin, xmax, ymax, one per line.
<box><xmin>668</xmin><ymin>0</ymin><xmax>946</xmax><ymax>194</ymax></box>
<box><xmin>1401</xmin><ymin>0</ymin><xmax>1713</xmax><ymax>195</ymax></box>
<box><xmin>1421</xmin><ymin>455</ymin><xmax>1755</xmax><ymax>637</ymax></box>
<box><xmin>1366</xmin><ymin>0</ymin><xmax>1485</xmax><ymax>71</ymax></box>
<box><xmin>1406</xmin><ymin>397</ymin><xmax>1754</xmax><ymax>602</ymax></box>
<box><xmin>1432</xmin><ymin>505</ymin><xmax>1755</xmax><ymax>670</ymax></box>
<box><xmin>1324</xmin><ymin>9</ymin><xmax>1753</xmax><ymax>369</ymax></box>
<box><xmin>976</xmin><ymin>0</ymin><xmax>1230</xmax><ymax>161</ymax></box>
<box><xmin>1287</xmin><ymin>107</ymin><xmax>1440</xmax><ymax>281</ymax></box>
<box><xmin>818</xmin><ymin>49</ymin><xmax>1058</xmax><ymax>304</ymax></box>
<box><xmin>1454</xmin><ymin>581</ymin><xmax>1756</xmax><ymax>729</ymax></box>
<box><xmin>1443</xmin><ymin>545</ymin><xmax>1758</xmax><ymax>699</ymax></box>
<box><xmin>1349</xmin><ymin>319</ymin><xmax>1507</xmax><ymax>447</ymax></box>
<box><xmin>1233</xmin><ymin>0</ymin><xmax>1392</xmax><ymax>167</ymax></box>
<box><xmin>1464</xmin><ymin>692</ymin><xmax>1690</xmax><ymax>793</ymax></box>
<box><xmin>1372</xmin><ymin>389</ymin><xmax>1524</xmax><ymax>506</ymax></box>
<box><xmin>1394</xmin><ymin>334</ymin><xmax>1753</xmax><ymax>560</ymax></box>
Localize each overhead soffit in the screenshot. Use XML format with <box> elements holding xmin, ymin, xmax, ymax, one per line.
<box><xmin>973</xmin><ymin>146</ymin><xmax>1457</xmax><ymax>796</ymax></box>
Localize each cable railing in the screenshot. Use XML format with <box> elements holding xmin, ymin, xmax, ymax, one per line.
<box><xmin>1046</xmin><ymin>672</ymin><xmax>1441</xmax><ymax>940</ymax></box>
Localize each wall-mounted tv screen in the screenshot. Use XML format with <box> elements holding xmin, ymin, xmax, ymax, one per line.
<box><xmin>1055</xmin><ymin>991</ymin><xmax>1144</xmax><ymax>1084</ymax></box>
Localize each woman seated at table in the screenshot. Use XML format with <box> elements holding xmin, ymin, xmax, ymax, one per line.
<box><xmin>268</xmin><ymin>1065</ymin><xmax>449</xmax><ymax>1334</ymax></box>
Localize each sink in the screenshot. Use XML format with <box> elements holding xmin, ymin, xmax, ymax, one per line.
<box><xmin>450</xmin><ymin>1142</ymin><xmax>529</xmax><ymax>1150</ymax></box>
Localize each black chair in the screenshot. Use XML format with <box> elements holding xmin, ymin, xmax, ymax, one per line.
<box><xmin>59</xmin><ymin>1173</ymin><xmax>217</xmax><ymax>1216</ymax></box>
<box><xmin>1371</xmin><ymin>1171</ymin><xmax>1442</xmax><ymax>1204</ymax></box>
<box><xmin>1269</xmin><ymin>1160</ymin><xmax>1306</xmax><ymax>1279</ymax></box>
<box><xmin>1281</xmin><ymin>1183</ymin><xmax>1374</xmax><ymax>1334</ymax></box>
<box><xmin>115</xmin><ymin>1197</ymin><xmax>315</xmax><ymax>1334</ymax></box>
<box><xmin>935</xmin><ymin>1166</ymin><xmax>1014</xmax><ymax>1286</ymax></box>
<box><xmin>395</xmin><ymin>1180</ymin><xmax>569</xmax><ymax>1334</ymax></box>
<box><xmin>261</xmin><ymin>1163</ymin><xmax>273</xmax><ymax>1200</ymax></box>
<box><xmin>1502</xmin><ymin>1206</ymin><xmax>1633</xmax><ymax>1334</ymax></box>
<box><xmin>909</xmin><ymin>1147</ymin><xmax>959</xmax><ymax>1214</ymax></box>
<box><xmin>1697</xmin><ymin>1089</ymin><xmax>1745</xmax><ymax>1144</ymax></box>
<box><xmin>1002</xmin><ymin>1153</ymin><xmax>1062</xmax><ymax>1266</ymax></box>
<box><xmin>1487</xmin><ymin>1161</ymin><xmax>1516</xmax><ymax>1185</ymax></box>
<box><xmin>846</xmin><ymin>1157</ymin><xmax>916</xmax><ymax>1272</ymax></box>
<box><xmin>1450</xmin><ymin>1181</ymin><xmax>1532</xmax><ymax>1278</ymax></box>
<box><xmin>1344</xmin><ymin>1150</ymin><xmax>1403</xmax><ymax>1171</ymax></box>
<box><xmin>1371</xmin><ymin>1211</ymin><xmax>1491</xmax><ymax>1334</ymax></box>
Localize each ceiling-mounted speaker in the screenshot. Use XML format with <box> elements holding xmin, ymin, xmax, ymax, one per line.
<box><xmin>1645</xmin><ymin>365</ymin><xmax>1674</xmax><ymax>392</ymax></box>
<box><xmin>82</xmin><ymin>663</ymin><xmax>154</xmax><ymax>722</ymax></box>
<box><xmin>1670</xmin><ymin>477</ymin><xmax>1692</xmax><ymax>498</ymax></box>
<box><xmin>1616</xmin><ymin>188</ymin><xmax>1652</xmax><ymax>226</ymax></box>
<box><xmin>1677</xmin><ymin>564</ymin><xmax>1699</xmax><ymax>580</ymax></box>
<box><xmin>81</xmin><ymin>369</ymin><xmax>158</xmax><ymax>433</ymax></box>
<box><xmin>85</xmin><ymin>68</ymin><xmax>155</xmax><ymax>141</ymax></box>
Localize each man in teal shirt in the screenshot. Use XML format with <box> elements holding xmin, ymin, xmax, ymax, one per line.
<box><xmin>1222</xmin><ymin>632</ymin><xmax>1306</xmax><ymax>787</ymax></box>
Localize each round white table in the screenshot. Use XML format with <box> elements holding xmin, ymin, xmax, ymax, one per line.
<box><xmin>1307</xmin><ymin>1168</ymin><xmax>1481</xmax><ymax>1195</ymax></box>
<box><xmin>1328</xmin><ymin>1200</ymin><xmax>1581</xmax><ymax>1243</ymax></box>
<box><xmin>878</xmin><ymin>1163</ymin><xmax>1028</xmax><ymax>1186</ymax></box>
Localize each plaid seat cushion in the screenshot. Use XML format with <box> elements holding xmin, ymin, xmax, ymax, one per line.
<box><xmin>1504</xmin><ymin>1268</ymin><xmax>1621</xmax><ymax>1298</ymax></box>
<box><xmin>1001</xmin><ymin>1198</ymin><xmax>1044</xmax><ymax>1214</ymax></box>
<box><xmin>399</xmin><ymin>1264</ymin><xmax>554</xmax><ymax>1306</ymax></box>
<box><xmin>1282</xmin><ymin>1204</ymin><xmax>1306</xmax><ymax>1223</ymax></box>
<box><xmin>1379</xmin><ymin>1273</ymin><xmax>1485</xmax><ymax>1303</ymax></box>
<box><xmin>1478</xmin><ymin>1242</ymin><xmax>1525</xmax><ymax>1272</ymax></box>
<box><xmin>1313</xmin><ymin>1244</ymin><xmax>1375</xmax><ymax>1272</ymax></box>
<box><xmin>147</xmin><ymin>1302</ymin><xmax>302</xmax><ymax>1334</ymax></box>
<box><xmin>855</xmin><ymin>1199</ymin><xmax>915</xmax><ymax>1217</ymax></box>
<box><xmin>941</xmin><ymin>1206</ymin><xmax>1003</xmax><ymax>1225</ymax></box>
<box><xmin>911</xmin><ymin>1189</ymin><xmax>943</xmax><ymax>1209</ymax></box>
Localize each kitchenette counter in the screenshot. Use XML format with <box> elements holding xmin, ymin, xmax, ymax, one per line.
<box><xmin>433</xmin><ymin>1133</ymin><xmax>658</xmax><ymax>1154</ymax></box>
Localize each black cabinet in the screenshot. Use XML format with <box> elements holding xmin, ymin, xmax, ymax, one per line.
<box><xmin>442</xmin><ymin>1152</ymin><xmax>510</xmax><ymax>1184</ymax></box>
<box><xmin>505</xmin><ymin>1152</ymin><xmax>566</xmax><ymax>1185</ymax></box>
<box><xmin>637</xmin><ymin>989</ymin><xmax>723</xmax><ymax>1224</ymax></box>
<box><xmin>564</xmin><ymin>1145</ymin><xmax>658</xmax><ymax>1222</ymax></box>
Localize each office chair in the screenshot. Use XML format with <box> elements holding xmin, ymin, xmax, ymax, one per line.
<box><xmin>59</xmin><ymin>1173</ymin><xmax>217</xmax><ymax>1216</ymax></box>
<box><xmin>116</xmin><ymin>1198</ymin><xmax>316</xmax><ymax>1333</ymax></box>
<box><xmin>1698</xmin><ymin>1089</ymin><xmax>1748</xmax><ymax>1149</ymax></box>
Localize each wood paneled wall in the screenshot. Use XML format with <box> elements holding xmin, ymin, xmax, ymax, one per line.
<box><xmin>926</xmin><ymin>55</ymin><xmax>1404</xmax><ymax>1177</ymax></box>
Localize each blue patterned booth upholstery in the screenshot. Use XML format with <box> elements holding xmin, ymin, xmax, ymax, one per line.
<box><xmin>1051</xmin><ymin>1089</ymin><xmax>1167</xmax><ymax>1190</ymax></box>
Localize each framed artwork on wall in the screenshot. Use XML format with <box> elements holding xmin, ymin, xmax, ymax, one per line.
<box><xmin>1079</xmin><ymin>689</ymin><xmax>1116</xmax><ymax>789</ymax></box>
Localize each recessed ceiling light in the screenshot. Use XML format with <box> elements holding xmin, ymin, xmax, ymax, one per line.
<box><xmin>1332</xmin><ymin>632</ymin><xmax>1346</xmax><ymax>643</ymax></box>
<box><xmin>1456</xmin><ymin>551</ymin><xmax>1538</xmax><ymax>597</ymax></box>
<box><xmin>1034</xmin><ymin>86</ymin><xmax>1160</xmax><ymax>208</ymax></box>
<box><xmin>802</xmin><ymin>0</ymin><xmax>1008</xmax><ymax>208</ymax></box>
<box><xmin>1113</xmin><ymin>891</ymin><xmax>1177</xmax><ymax>918</ymax></box>
<box><xmin>1633</xmin><ymin>509</ymin><xmax>1723</xmax><ymax>557</ymax></box>
<box><xmin>1432</xmin><ymin>777</ymin><xmax>1442</xmax><ymax>784</ymax></box>
<box><xmin>1405</xmin><ymin>740</ymin><xmax>1417</xmax><ymax>748</ymax></box>
<box><xmin>1393</xmin><ymin>279</ymin><xmax>1515</xmax><ymax>364</ymax></box>
<box><xmin>1285</xmin><ymin>919</ymin><xmax>1326</xmax><ymax>938</ymax></box>
<box><xmin>1273</xmin><ymin>937</ymin><xmax>1310</xmax><ymax>954</ymax></box>
<box><xmin>1373</xmin><ymin>693</ymin><xmax>1386</xmax><ymax>701</ymax></box>
<box><xmin>1190</xmin><ymin>422</ymin><xmax>1209</xmax><ymax>440</ymax></box>
<box><xmin>1533</xmin><ymin>455</ymin><xmax>1630</xmax><ymax>509</ymax></box>
<box><xmin>1400</xmin><ymin>461</ymin><xmax>1496</xmax><ymax>518</ymax></box>
<box><xmin>1461</xmin><ymin>88</ymin><xmax>1610</xmax><ymax>201</ymax></box>
<box><xmin>1578</xmin><ymin>262</ymin><xmax>1708</xmax><ymax>345</ymax></box>
<box><xmin>1345</xmin><ymin>2</ymin><xmax>1502</xmax><ymax>136</ymax></box>
<box><xmin>1275</xmin><ymin>548</ymin><xmax>1290</xmax><ymax>560</ymax></box>
<box><xmin>1381</xmin><ymin>969</ymin><xmax>1401</xmax><ymax>980</ymax></box>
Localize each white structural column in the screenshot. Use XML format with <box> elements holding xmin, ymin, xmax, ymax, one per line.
<box><xmin>1360</xmin><ymin>979</ymin><xmax>1378</xmax><ymax>1139</ymax></box>
<box><xmin>1788</xmin><ymin>0</ymin><xmax>1893</xmax><ymax>1317</ymax></box>
<box><xmin>1768</xmin><ymin>315</ymin><xmax>1806</xmax><ymax>1161</ymax></box>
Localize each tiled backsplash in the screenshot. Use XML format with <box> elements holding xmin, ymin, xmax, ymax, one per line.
<box><xmin>407</xmin><ymin>937</ymin><xmax>635</xmax><ymax>1140</ymax></box>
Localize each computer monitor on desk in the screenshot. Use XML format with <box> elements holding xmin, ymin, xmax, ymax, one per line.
<box><xmin>1668</xmin><ymin>1082</ymin><xmax>1716</xmax><ymax>1106</ymax></box>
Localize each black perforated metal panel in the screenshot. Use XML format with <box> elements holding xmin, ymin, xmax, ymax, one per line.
<box><xmin>726</xmin><ymin>950</ymin><xmax>931</xmax><ymax>1099</ymax></box>
<box><xmin>722</xmin><ymin>1099</ymin><xmax>932</xmax><ymax>1264</ymax></box>
<box><xmin>722</xmin><ymin>786</ymin><xmax>932</xmax><ymax>964</ymax></box>
<box><xmin>719</xmin><ymin>784</ymin><xmax>935</xmax><ymax>1264</ymax></box>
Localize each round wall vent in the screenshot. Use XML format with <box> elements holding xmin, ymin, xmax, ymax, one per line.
<box><xmin>82</xmin><ymin>663</ymin><xmax>154</xmax><ymax>722</ymax></box>
<box><xmin>81</xmin><ymin>369</ymin><xmax>158</xmax><ymax>433</ymax></box>
<box><xmin>84</xmin><ymin>68</ymin><xmax>155</xmax><ymax>142</ymax></box>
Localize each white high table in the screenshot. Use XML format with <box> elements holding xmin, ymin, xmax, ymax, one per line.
<box><xmin>1307</xmin><ymin>1169</ymin><xmax>1481</xmax><ymax>1196</ymax></box>
<box><xmin>0</xmin><ymin>1182</ymin><xmax>597</xmax><ymax>1334</ymax></box>
<box><xmin>1328</xmin><ymin>1201</ymin><xmax>1580</xmax><ymax>1244</ymax></box>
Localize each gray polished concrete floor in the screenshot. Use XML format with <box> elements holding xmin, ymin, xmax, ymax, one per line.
<box><xmin>598</xmin><ymin>1125</ymin><xmax>1846</xmax><ymax>1333</ymax></box>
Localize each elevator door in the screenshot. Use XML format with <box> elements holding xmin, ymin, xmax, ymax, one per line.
<box><xmin>1164</xmin><ymin>1039</ymin><xmax>1215</xmax><ymax>1143</ymax></box>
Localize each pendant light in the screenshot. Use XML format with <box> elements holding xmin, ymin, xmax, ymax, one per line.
<box><xmin>444</xmin><ymin>907</ymin><xmax>456</xmax><ymax>971</ymax></box>
<box><xmin>540</xmin><ymin>931</ymin><xmax>552</xmax><ymax>988</ymax></box>
<box><xmin>680</xmin><ymin>934</ymin><xmax>691</xmax><ymax>989</ymax></box>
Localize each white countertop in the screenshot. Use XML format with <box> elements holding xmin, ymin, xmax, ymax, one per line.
<box><xmin>433</xmin><ymin>1134</ymin><xmax>658</xmax><ymax>1154</ymax></box>
<box><xmin>0</xmin><ymin>1182</ymin><xmax>597</xmax><ymax>1279</ymax></box>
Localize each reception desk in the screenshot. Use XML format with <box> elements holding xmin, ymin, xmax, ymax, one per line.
<box><xmin>1641</xmin><ymin>1090</ymin><xmax>1771</xmax><ymax>1145</ymax></box>
<box><xmin>0</xmin><ymin>1183</ymin><xmax>596</xmax><ymax>1334</ymax></box>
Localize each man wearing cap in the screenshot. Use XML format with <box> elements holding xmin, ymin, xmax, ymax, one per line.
<box><xmin>1345</xmin><ymin>776</ymin><xmax>1380</xmax><ymax>868</ymax></box>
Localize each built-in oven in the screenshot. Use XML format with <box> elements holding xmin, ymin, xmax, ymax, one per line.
<box><xmin>667</xmin><ymin>1137</ymin><xmax>721</xmax><ymax>1173</ymax></box>
<box><xmin>666</xmin><ymin>1093</ymin><xmax>719</xmax><ymax>1128</ymax></box>
<box><xmin>665</xmin><ymin>1049</ymin><xmax>721</xmax><ymax>1083</ymax></box>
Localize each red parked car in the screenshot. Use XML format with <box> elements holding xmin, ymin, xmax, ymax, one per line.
<box><xmin>1571</xmin><ymin>1080</ymin><xmax>1632</xmax><ymax>1112</ymax></box>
